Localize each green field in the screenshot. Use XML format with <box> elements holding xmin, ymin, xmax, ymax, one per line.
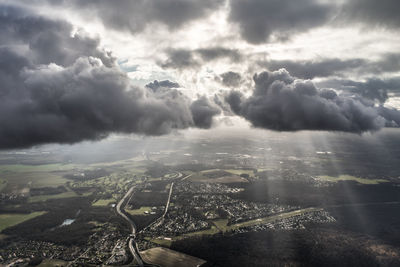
<box><xmin>0</xmin><ymin>163</ymin><xmax>76</xmax><ymax>191</ymax></box>
<box><xmin>212</xmin><ymin>219</ymin><xmax>229</xmax><ymax>231</ymax></box>
<box><xmin>0</xmin><ymin>164</ymin><xmax>77</xmax><ymax>173</ymax></box>
<box><xmin>0</xmin><ymin>161</ymin><xmax>145</xmax><ymax>193</ymax></box>
<box><xmin>38</xmin><ymin>259</ymin><xmax>68</xmax><ymax>267</ymax></box>
<box><xmin>0</xmin><ymin>178</ymin><xmax>7</xmax><ymax>192</ymax></box>
<box><xmin>189</xmin><ymin>170</ymin><xmax>247</xmax><ymax>184</ymax></box>
<box><xmin>28</xmin><ymin>191</ymin><xmax>79</xmax><ymax>203</ymax></box>
<box><xmin>148</xmin><ymin>237</ymin><xmax>173</xmax><ymax>247</ymax></box>
<box><xmin>92</xmin><ymin>198</ymin><xmax>116</xmax><ymax>206</ymax></box>
<box><xmin>0</xmin><ymin>211</ymin><xmax>47</xmax><ymax>232</ymax></box>
<box><xmin>226</xmin><ymin>208</ymin><xmax>321</xmax><ymax>231</ymax></box>
<box><xmin>126</xmin><ymin>206</ymin><xmax>152</xmax><ymax>215</ymax></box>
<box><xmin>225</xmin><ymin>169</ymin><xmax>255</xmax><ymax>176</ymax></box>
<box><xmin>317</xmin><ymin>175</ymin><xmax>388</xmax><ymax>185</ymax></box>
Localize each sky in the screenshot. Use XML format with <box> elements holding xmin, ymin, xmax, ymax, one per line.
<box><xmin>1</xmin><ymin>0</ymin><xmax>400</xmax><ymax>149</ymax></box>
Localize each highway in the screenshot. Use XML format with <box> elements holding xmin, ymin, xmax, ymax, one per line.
<box><xmin>163</xmin><ymin>182</ymin><xmax>174</xmax><ymax>217</ymax></box>
<box><xmin>116</xmin><ymin>186</ymin><xmax>144</xmax><ymax>267</ymax></box>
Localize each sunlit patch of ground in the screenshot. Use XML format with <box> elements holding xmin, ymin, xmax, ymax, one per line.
<box><xmin>141</xmin><ymin>247</ymin><xmax>206</xmax><ymax>267</ymax></box>
<box><xmin>126</xmin><ymin>206</ymin><xmax>153</xmax><ymax>215</ymax></box>
<box><xmin>0</xmin><ymin>178</ymin><xmax>7</xmax><ymax>192</ymax></box>
<box><xmin>0</xmin><ymin>211</ymin><xmax>47</xmax><ymax>232</ymax></box>
<box><xmin>154</xmin><ymin>208</ymin><xmax>323</xmax><ymax>243</ymax></box>
<box><xmin>189</xmin><ymin>169</ymin><xmax>248</xmax><ymax>183</ymax></box>
<box><xmin>28</xmin><ymin>191</ymin><xmax>79</xmax><ymax>203</ymax></box>
<box><xmin>224</xmin><ymin>169</ymin><xmax>255</xmax><ymax>177</ymax></box>
<box><xmin>92</xmin><ymin>198</ymin><xmax>116</xmax><ymax>206</ymax></box>
<box><xmin>316</xmin><ymin>175</ymin><xmax>389</xmax><ymax>185</ymax></box>
<box><xmin>37</xmin><ymin>259</ymin><xmax>68</xmax><ymax>267</ymax></box>
<box><xmin>227</xmin><ymin>208</ymin><xmax>322</xmax><ymax>230</ymax></box>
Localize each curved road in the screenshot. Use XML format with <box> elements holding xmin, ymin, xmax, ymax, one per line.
<box><xmin>116</xmin><ymin>186</ymin><xmax>144</xmax><ymax>267</ymax></box>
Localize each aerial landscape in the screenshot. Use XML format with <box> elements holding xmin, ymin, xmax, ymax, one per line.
<box><xmin>1</xmin><ymin>0</ymin><xmax>400</xmax><ymax>266</ymax></box>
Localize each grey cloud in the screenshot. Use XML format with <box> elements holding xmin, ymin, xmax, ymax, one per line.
<box><xmin>32</xmin><ymin>0</ymin><xmax>224</xmax><ymax>34</ymax></box>
<box><xmin>219</xmin><ymin>71</ymin><xmax>243</xmax><ymax>87</ymax></box>
<box><xmin>0</xmin><ymin>5</ymin><xmax>220</xmax><ymax>149</ymax></box>
<box><xmin>260</xmin><ymin>58</ymin><xmax>366</xmax><ymax>79</ymax></box>
<box><xmin>228</xmin><ymin>0</ymin><xmax>334</xmax><ymax>44</ymax></box>
<box><xmin>260</xmin><ymin>54</ymin><xmax>400</xmax><ymax>80</ymax></box>
<box><xmin>145</xmin><ymin>80</ymin><xmax>181</xmax><ymax>92</ymax></box>
<box><xmin>190</xmin><ymin>96</ymin><xmax>221</xmax><ymax>129</ymax></box>
<box><xmin>160</xmin><ymin>49</ymin><xmax>199</xmax><ymax>69</ymax></box>
<box><xmin>0</xmin><ymin>5</ymin><xmax>114</xmax><ymax>67</ymax></box>
<box><xmin>160</xmin><ymin>47</ymin><xmax>243</xmax><ymax>70</ymax></box>
<box><xmin>317</xmin><ymin>77</ymin><xmax>400</xmax><ymax>103</ymax></box>
<box><xmin>377</xmin><ymin>106</ymin><xmax>400</xmax><ymax>128</ymax></box>
<box><xmin>225</xmin><ymin>69</ymin><xmax>390</xmax><ymax>133</ymax></box>
<box><xmin>196</xmin><ymin>48</ymin><xmax>242</xmax><ymax>62</ymax></box>
<box><xmin>340</xmin><ymin>0</ymin><xmax>400</xmax><ymax>28</ymax></box>
<box><xmin>367</xmin><ymin>53</ymin><xmax>400</xmax><ymax>74</ymax></box>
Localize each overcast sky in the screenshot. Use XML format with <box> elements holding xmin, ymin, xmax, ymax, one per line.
<box><xmin>1</xmin><ymin>0</ymin><xmax>400</xmax><ymax>149</ymax></box>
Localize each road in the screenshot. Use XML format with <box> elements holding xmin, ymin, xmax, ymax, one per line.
<box><xmin>163</xmin><ymin>182</ymin><xmax>174</xmax><ymax>217</ymax></box>
<box><xmin>116</xmin><ymin>186</ymin><xmax>144</xmax><ymax>267</ymax></box>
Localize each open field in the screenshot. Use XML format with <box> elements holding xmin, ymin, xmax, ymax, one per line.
<box><xmin>225</xmin><ymin>169</ymin><xmax>255</xmax><ymax>176</ymax></box>
<box><xmin>212</xmin><ymin>219</ymin><xmax>229</xmax><ymax>231</ymax></box>
<box><xmin>38</xmin><ymin>259</ymin><xmax>68</xmax><ymax>267</ymax></box>
<box><xmin>126</xmin><ymin>206</ymin><xmax>152</xmax><ymax>215</ymax></box>
<box><xmin>0</xmin><ymin>164</ymin><xmax>77</xmax><ymax>173</ymax></box>
<box><xmin>316</xmin><ymin>175</ymin><xmax>389</xmax><ymax>185</ymax></box>
<box><xmin>141</xmin><ymin>247</ymin><xmax>206</xmax><ymax>267</ymax></box>
<box><xmin>0</xmin><ymin>160</ymin><xmax>146</xmax><ymax>192</ymax></box>
<box><xmin>0</xmin><ymin>163</ymin><xmax>76</xmax><ymax>191</ymax></box>
<box><xmin>1</xmin><ymin>172</ymin><xmax>70</xmax><ymax>189</ymax></box>
<box><xmin>28</xmin><ymin>191</ymin><xmax>80</xmax><ymax>203</ymax></box>
<box><xmin>148</xmin><ymin>237</ymin><xmax>173</xmax><ymax>247</ymax></box>
<box><xmin>0</xmin><ymin>211</ymin><xmax>46</xmax><ymax>232</ymax></box>
<box><xmin>0</xmin><ymin>178</ymin><xmax>7</xmax><ymax>192</ymax></box>
<box><xmin>227</xmin><ymin>208</ymin><xmax>321</xmax><ymax>230</ymax></box>
<box><xmin>189</xmin><ymin>170</ymin><xmax>248</xmax><ymax>184</ymax></box>
<box><xmin>92</xmin><ymin>198</ymin><xmax>116</xmax><ymax>206</ymax></box>
<box><xmin>189</xmin><ymin>175</ymin><xmax>248</xmax><ymax>183</ymax></box>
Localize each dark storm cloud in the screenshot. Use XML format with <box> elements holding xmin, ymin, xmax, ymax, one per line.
<box><xmin>0</xmin><ymin>5</ymin><xmax>114</xmax><ymax>68</ymax></box>
<box><xmin>377</xmin><ymin>106</ymin><xmax>400</xmax><ymax>128</ymax></box>
<box><xmin>190</xmin><ymin>97</ymin><xmax>221</xmax><ymax>129</ymax></box>
<box><xmin>225</xmin><ymin>69</ymin><xmax>391</xmax><ymax>133</ymax></box>
<box><xmin>317</xmin><ymin>77</ymin><xmax>400</xmax><ymax>104</ymax></box>
<box><xmin>31</xmin><ymin>0</ymin><xmax>224</xmax><ymax>33</ymax></box>
<box><xmin>219</xmin><ymin>71</ymin><xmax>243</xmax><ymax>87</ymax></box>
<box><xmin>0</xmin><ymin>5</ymin><xmax>220</xmax><ymax>149</ymax></box>
<box><xmin>145</xmin><ymin>80</ymin><xmax>181</xmax><ymax>92</ymax></box>
<box><xmin>160</xmin><ymin>47</ymin><xmax>243</xmax><ymax>70</ymax></box>
<box><xmin>228</xmin><ymin>0</ymin><xmax>334</xmax><ymax>44</ymax></box>
<box><xmin>340</xmin><ymin>0</ymin><xmax>400</xmax><ymax>28</ymax></box>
